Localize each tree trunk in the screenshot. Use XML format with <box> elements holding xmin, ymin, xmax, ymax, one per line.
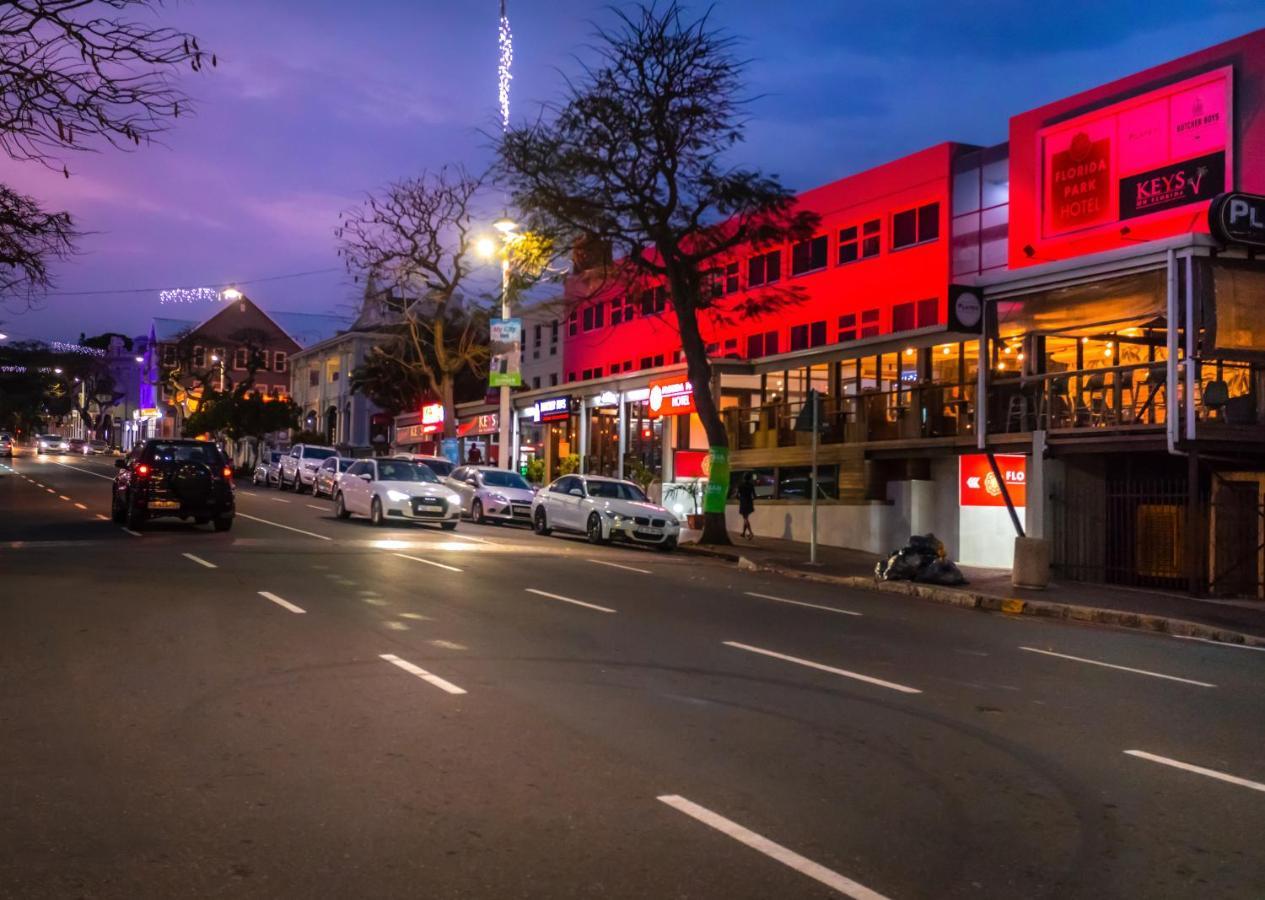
<box><xmin>669</xmin><ymin>277</ymin><xmax>731</xmax><ymax>546</ymax></box>
<box><xmin>439</xmin><ymin>373</ymin><xmax>457</xmax><ymax>440</ymax></box>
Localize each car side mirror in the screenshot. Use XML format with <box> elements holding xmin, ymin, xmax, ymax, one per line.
<box><xmin>466</xmin><ymin>478</ymin><xmax>478</xmax><ymax>486</ymax></box>
<box><xmin>359</xmin><ymin>473</ymin><xmax>372</xmax><ymax>481</ymax></box>
<box><xmin>569</xmin><ymin>488</ymin><xmax>583</xmax><ymax>497</ymax></box>
<box><xmin>115</xmin><ymin>459</ymin><xmax>126</xmax><ymax>469</ymax></box>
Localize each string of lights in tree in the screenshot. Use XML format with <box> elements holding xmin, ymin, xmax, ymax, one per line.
<box><xmin>49</xmin><ymin>341</ymin><xmax>105</xmax><ymax>357</ymax></box>
<box><xmin>498</xmin><ymin>0</ymin><xmax>512</xmax><ymax>131</ymax></box>
<box><xmin>159</xmin><ymin>287</ymin><xmax>223</xmax><ymax>305</ymax></box>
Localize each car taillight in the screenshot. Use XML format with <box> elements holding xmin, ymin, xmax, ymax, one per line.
<box><xmin>222</xmin><ymin>466</ymin><xmax>233</xmax><ymax>479</ymax></box>
<box><xmin>136</xmin><ymin>464</ymin><xmax>150</xmax><ymax>477</ymax></box>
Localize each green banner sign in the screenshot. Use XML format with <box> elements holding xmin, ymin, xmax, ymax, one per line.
<box><xmin>702</xmin><ymin>445</ymin><xmax>730</xmax><ymax>515</ymax></box>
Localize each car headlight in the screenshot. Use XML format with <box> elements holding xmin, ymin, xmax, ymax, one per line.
<box><xmin>386</xmin><ymin>489</ymin><xmax>410</xmax><ymax>502</ymax></box>
<box><xmin>488</xmin><ymin>492</ymin><xmax>509</xmax><ymax>504</ymax></box>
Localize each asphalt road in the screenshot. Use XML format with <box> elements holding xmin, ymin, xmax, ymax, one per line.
<box><xmin>2</xmin><ymin>450</ymin><xmax>1263</xmax><ymax>899</ymax></box>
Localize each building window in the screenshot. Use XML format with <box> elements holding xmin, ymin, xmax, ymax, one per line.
<box><xmin>724</xmin><ymin>338</ymin><xmax>738</xmax><ymax>356</ymax></box>
<box><xmin>860</xmin><ymin>308</ymin><xmax>881</xmax><ymax>338</ymax></box>
<box><xmin>653</xmin><ymin>354</ymin><xmax>665</xmax><ymax>367</ymax></box>
<box><xmin>673</xmin><ymin>349</ymin><xmax>682</xmax><ymax>364</ymax></box>
<box><xmin>550</xmin><ymin>373</ymin><xmax>558</xmax><ymax>386</ymax></box>
<box><xmin>532</xmin><ymin>376</ymin><xmax>541</xmax><ymax>389</ymax></box>
<box><xmin>790</xmin><ymin>324</ymin><xmax>809</xmax><ymax>351</ymax></box>
<box><xmin>838</xmin><ymin>219</ymin><xmax>881</xmax><ymax>265</ymax></box>
<box><xmin>162</xmin><ymin>345</ymin><xmax>177</xmax><ymax>366</ymax></box>
<box><xmin>747</xmin><ymin>250</ymin><xmax>781</xmax><ymax>287</ymax></box>
<box><xmin>330</xmin><ymin>370</ymin><xmax>340</xmax><ymax>382</ymax></box>
<box><xmin>213</xmin><ymin>348</ymin><xmax>225</xmax><ymax>366</ymax></box>
<box><xmin>838</xmin><ymin>313</ymin><xmax>857</xmax><ymax>342</ymax></box>
<box><xmin>810</xmin><ymin>321</ymin><xmax>827</xmax><ymax>347</ymax></box>
<box><xmin>233</xmin><ymin>347</ymin><xmax>249</xmax><ymax>370</ymax></box>
<box><xmin>892</xmin><ymin>202</ymin><xmax>940</xmax><ymax>250</ymax></box>
<box><xmin>551</xmin><ymin>319</ymin><xmax>559</xmax><ymax>343</ymax></box>
<box><xmin>892</xmin><ymin>298</ymin><xmax>940</xmax><ymax>333</ymax></box>
<box><xmin>622</xmin><ymin>360</ymin><xmax>633</xmax><ymax>372</ymax></box>
<box><xmin>534</xmin><ymin>324</ymin><xmax>542</xmax><ymax>347</ymax></box>
<box><xmin>710</xmin><ymin>262</ymin><xmax>739</xmax><ymax>298</ymax></box>
<box><xmin>582</xmin><ymin>302</ymin><xmax>605</xmax><ymax>331</ymax></box>
<box><xmin>748</xmin><ymin>330</ymin><xmax>780</xmax><ymax>358</ymax></box>
<box><xmin>862</xmin><ymin>219</ymin><xmax>881</xmax><ymax>257</ymax></box>
<box><xmin>640</xmin><ymin>285</ymin><xmax>668</xmax><ymax>316</ymax></box>
<box><xmin>568</xmin><ymin>311</ymin><xmax>578</xmax><ymax>337</ymax></box>
<box><xmin>273</xmin><ymin>351</ymin><xmax>287</xmax><ymax>372</ymax></box>
<box><xmin>705</xmin><ymin>342</ymin><xmax>719</xmax><ymax>355</ymax></box>
<box><xmin>640</xmin><ymin>356</ymin><xmax>653</xmax><ymax>369</ymax></box>
<box><xmin>568</xmin><ymin>371</ymin><xmax>576</xmax><ymax>382</ymax></box>
<box><xmin>309</xmin><ymin>369</ymin><xmax>319</xmax><ymax>387</ymax></box>
<box><xmin>790</xmin><ymin>235</ymin><xmax>828</xmax><ymax>276</ymax></box>
<box><xmin>192</xmin><ymin>345</ymin><xmax>205</xmax><ymax>367</ymax></box>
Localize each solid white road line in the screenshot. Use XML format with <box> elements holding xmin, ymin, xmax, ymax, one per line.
<box><xmin>744</xmin><ymin>591</ymin><xmax>862</xmax><ymax>617</ymax></box>
<box><xmin>73</xmin><ymin>502</ymin><xmax>87</xmax><ymax>510</ymax></box>
<box><xmin>657</xmin><ymin>795</ymin><xmax>890</xmax><ymax>900</ymax></box>
<box><xmin>1172</xmin><ymin>634</ymin><xmax>1265</xmax><ymax>653</ymax></box>
<box><xmin>724</xmin><ymin>641</ymin><xmax>921</xmax><ymax>694</ymax></box>
<box><xmin>51</xmin><ymin>461</ymin><xmax>113</xmax><ymax>480</ymax></box>
<box><xmin>1124</xmin><ymin>750</ymin><xmax>1265</xmax><ymax>794</ymax></box>
<box><xmin>258</xmin><ymin>591</ymin><xmax>306</xmax><ymax>614</ymax></box>
<box><xmin>394</xmin><ymin>552</ymin><xmax>463</xmax><ymax>573</ymax></box>
<box><xmin>525</xmin><ymin>588</ymin><xmax>616</xmax><ymax>614</ymax></box>
<box><xmin>379</xmin><ymin>653</ymin><xmax>467</xmax><ymax>695</ymax></box>
<box><xmin>236</xmin><ymin>512</ymin><xmax>332</xmax><ymax>541</ymax></box>
<box><xmin>182</xmin><ymin>552</ymin><xmax>217</xmax><ymax>569</ymax></box>
<box><xmin>122</xmin><ymin>528</ymin><xmax>142</xmax><ymax>537</ymax></box>
<box><xmin>306</xmin><ymin>504</ymin><xmax>325</xmax><ymax>511</ymax></box>
<box><xmin>587</xmin><ymin>558</ymin><xmax>652</xmax><ymax>575</ymax></box>
<box><xmin>271</xmin><ymin>497</ymin><xmax>290</xmax><ymax>503</ymax></box>
<box><xmin>1019</xmin><ymin>646</ymin><xmax>1215</xmax><ymax>688</ymax></box>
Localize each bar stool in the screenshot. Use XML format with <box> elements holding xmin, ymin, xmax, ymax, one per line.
<box><xmin>1005</xmin><ymin>392</ymin><xmax>1029</xmax><ymax>432</ymax></box>
<box><xmin>1084</xmin><ymin>372</ymin><xmax>1109</xmax><ymax>426</ymax></box>
<box><xmin>1036</xmin><ymin>375</ymin><xmax>1069</xmax><ymax>429</ymax></box>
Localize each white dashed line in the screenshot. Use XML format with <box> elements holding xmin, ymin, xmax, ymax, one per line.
<box><xmin>95</xmin><ymin>514</ymin><xmax>108</xmax><ymax>520</ymax></box>
<box><xmin>74</xmin><ymin>503</ymin><xmax>87</xmax><ymax>510</ymax></box>
<box><xmin>588</xmin><ymin>558</ymin><xmax>651</xmax><ymax>575</ymax></box>
<box><xmin>657</xmin><ymin>795</ymin><xmax>890</xmax><ymax>900</ymax></box>
<box><xmin>122</xmin><ymin>528</ymin><xmax>142</xmax><ymax>537</ymax></box>
<box><xmin>1172</xmin><ymin>635</ymin><xmax>1265</xmax><ymax>653</ymax></box>
<box><xmin>744</xmin><ymin>591</ymin><xmax>862</xmax><ymax>616</ymax></box>
<box><xmin>379</xmin><ymin>653</ymin><xmax>466</xmax><ymax>695</ymax></box>
<box><xmin>236</xmin><ymin>512</ymin><xmax>332</xmax><ymax>541</ymax></box>
<box><xmin>394</xmin><ymin>553</ymin><xmax>463</xmax><ymax>573</ymax></box>
<box><xmin>1019</xmin><ymin>646</ymin><xmax>1215</xmax><ymax>687</ymax></box>
<box><xmin>258</xmin><ymin>591</ymin><xmax>305</xmax><ymax>614</ymax></box>
<box><xmin>525</xmin><ymin>588</ymin><xmax>616</xmax><ymax>614</ymax></box>
<box><xmin>306</xmin><ymin>504</ymin><xmax>325</xmax><ymax>511</ymax></box>
<box><xmin>1125</xmin><ymin>750</ymin><xmax>1265</xmax><ymax>794</ymax></box>
<box><xmin>182</xmin><ymin>553</ymin><xmax>217</xmax><ymax>569</ymax></box>
<box><xmin>271</xmin><ymin>497</ymin><xmax>290</xmax><ymax>503</ymax></box>
<box><xmin>58</xmin><ymin>495</ymin><xmax>70</xmax><ymax>501</ymax></box>
<box><xmin>723</xmin><ymin>641</ymin><xmax>921</xmax><ymax>694</ymax></box>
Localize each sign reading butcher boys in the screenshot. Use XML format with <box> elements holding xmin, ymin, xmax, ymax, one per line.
<box><xmin>1041</xmin><ymin>67</ymin><xmax>1231</xmax><ymax>239</ymax></box>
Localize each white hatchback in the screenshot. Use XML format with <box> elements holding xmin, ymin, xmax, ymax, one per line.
<box><xmin>334</xmin><ymin>458</ymin><xmax>462</xmax><ymax>529</ymax></box>
<box><xmin>530</xmin><ymin>475</ymin><xmax>679</xmax><ymax>550</ymax></box>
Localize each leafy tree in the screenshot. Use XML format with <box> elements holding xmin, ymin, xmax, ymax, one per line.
<box><xmin>497</xmin><ymin>2</ymin><xmax>818</xmax><ymax>543</ymax></box>
<box><xmin>0</xmin><ymin>0</ymin><xmax>212</xmax><ymax>303</ymax></box>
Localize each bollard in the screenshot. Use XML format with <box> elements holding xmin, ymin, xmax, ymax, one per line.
<box><xmin>1012</xmin><ymin>536</ymin><xmax>1050</xmax><ymax>590</ymax></box>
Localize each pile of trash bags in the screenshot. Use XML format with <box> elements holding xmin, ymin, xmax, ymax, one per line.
<box><xmin>875</xmin><ymin>533</ymin><xmax>968</xmax><ymax>586</ymax></box>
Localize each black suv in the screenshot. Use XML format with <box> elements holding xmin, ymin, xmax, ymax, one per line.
<box><xmin>112</xmin><ymin>439</ymin><xmax>236</xmax><ymax>531</ymax></box>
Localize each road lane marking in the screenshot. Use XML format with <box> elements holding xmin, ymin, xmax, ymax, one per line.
<box><xmin>50</xmin><ymin>461</ymin><xmax>113</xmax><ymax>480</ymax></box>
<box><xmin>379</xmin><ymin>653</ymin><xmax>466</xmax><ymax>695</ymax></box>
<box><xmin>394</xmin><ymin>552</ymin><xmax>462</xmax><ymax>573</ymax></box>
<box><xmin>122</xmin><ymin>528</ymin><xmax>142</xmax><ymax>537</ymax></box>
<box><xmin>723</xmin><ymin>641</ymin><xmax>921</xmax><ymax>694</ymax></box>
<box><xmin>1019</xmin><ymin>646</ymin><xmax>1215</xmax><ymax>687</ymax></box>
<box><xmin>182</xmin><ymin>553</ymin><xmax>217</xmax><ymax>569</ymax></box>
<box><xmin>45</xmin><ymin>488</ymin><xmax>55</xmax><ymax>493</ymax></box>
<box><xmin>58</xmin><ymin>495</ymin><xmax>70</xmax><ymax>501</ymax></box>
<box><xmin>258</xmin><ymin>591</ymin><xmax>305</xmax><ymax>614</ymax></box>
<box><xmin>587</xmin><ymin>558</ymin><xmax>651</xmax><ymax>575</ymax></box>
<box><xmin>95</xmin><ymin>514</ymin><xmax>108</xmax><ymax>520</ymax></box>
<box><xmin>271</xmin><ymin>497</ymin><xmax>290</xmax><ymax>503</ymax></box>
<box><xmin>1172</xmin><ymin>635</ymin><xmax>1265</xmax><ymax>653</ymax></box>
<box><xmin>236</xmin><ymin>512</ymin><xmax>332</xmax><ymax>541</ymax></box>
<box><xmin>74</xmin><ymin>502</ymin><xmax>87</xmax><ymax>510</ymax></box>
<box><xmin>525</xmin><ymin>588</ymin><xmax>616</xmax><ymax>614</ymax></box>
<box><xmin>1124</xmin><ymin>750</ymin><xmax>1265</xmax><ymax>794</ymax></box>
<box><xmin>744</xmin><ymin>591</ymin><xmax>862</xmax><ymax>617</ymax></box>
<box><xmin>306</xmin><ymin>504</ymin><xmax>325</xmax><ymax>511</ymax></box>
<box><xmin>657</xmin><ymin>795</ymin><xmax>890</xmax><ymax>900</ymax></box>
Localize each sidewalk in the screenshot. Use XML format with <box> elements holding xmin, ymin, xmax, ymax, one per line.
<box><xmin>680</xmin><ymin>531</ymin><xmax>1265</xmax><ymax>646</ymax></box>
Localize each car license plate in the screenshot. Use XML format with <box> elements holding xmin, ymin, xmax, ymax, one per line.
<box><xmin>150</xmin><ymin>499</ymin><xmax>180</xmax><ymax>509</ymax></box>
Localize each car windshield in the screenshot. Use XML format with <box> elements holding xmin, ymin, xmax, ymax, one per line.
<box><xmin>270</xmin><ymin>452</ymin><xmax>283</xmax><ymax>462</ymax></box>
<box><xmin>420</xmin><ymin>458</ymin><xmax>453</xmax><ymax>476</ymax></box>
<box><xmin>482</xmin><ymin>470</ymin><xmax>530</xmax><ymax>490</ymax></box>
<box><xmin>378</xmin><ymin>461</ymin><xmax>439</xmax><ymax>483</ymax></box>
<box><xmin>585</xmin><ymin>480</ymin><xmax>648</xmax><ymax>502</ymax></box>
<box><xmin>147</xmin><ymin>442</ymin><xmax>223</xmax><ymax>466</ymax></box>
<box><xmin>303</xmin><ymin>448</ymin><xmax>336</xmax><ymax>460</ymax></box>
<box><xmin>339</xmin><ymin>459</ymin><xmax>356</xmax><ymax>471</ymax></box>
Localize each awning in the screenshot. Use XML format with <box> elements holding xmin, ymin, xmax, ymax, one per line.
<box><xmin>993</xmin><ymin>269</ymin><xmax>1165</xmax><ymax>339</ymax></box>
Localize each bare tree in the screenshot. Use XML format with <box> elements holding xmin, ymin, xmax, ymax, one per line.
<box><xmin>497</xmin><ymin>2</ymin><xmax>819</xmax><ymax>543</ymax></box>
<box><xmin>0</xmin><ymin>0</ymin><xmax>212</xmax><ymax>301</ymax></box>
<box><xmin>338</xmin><ymin>169</ymin><xmax>489</xmax><ymax>440</ymax></box>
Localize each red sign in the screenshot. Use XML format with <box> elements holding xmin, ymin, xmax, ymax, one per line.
<box><xmin>674</xmin><ymin>449</ymin><xmax>708</xmax><ymax>479</ymax></box>
<box><xmin>959</xmin><ymin>454</ymin><xmax>1026</xmax><ymax>508</ymax></box>
<box><xmin>420</xmin><ymin>402</ymin><xmax>444</xmax><ymax>434</ymax></box>
<box><xmin>1040</xmin><ymin>67</ymin><xmax>1231</xmax><ymax>239</ymax></box>
<box><xmin>647</xmin><ymin>377</ymin><xmax>694</xmax><ymax>417</ymax></box>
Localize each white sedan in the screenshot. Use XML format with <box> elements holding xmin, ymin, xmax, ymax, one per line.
<box><xmin>531</xmin><ymin>474</ymin><xmax>679</xmax><ymax>550</ymax></box>
<box><xmin>446</xmin><ymin>465</ymin><xmax>536</xmax><ymax>524</ymax></box>
<box><xmin>334</xmin><ymin>458</ymin><xmax>462</xmax><ymax>529</ymax></box>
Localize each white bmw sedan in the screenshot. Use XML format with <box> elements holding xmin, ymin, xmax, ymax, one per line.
<box><xmin>334</xmin><ymin>458</ymin><xmax>462</xmax><ymax>529</ymax></box>
<box><xmin>530</xmin><ymin>474</ymin><xmax>680</xmax><ymax>550</ymax></box>
<box><xmin>446</xmin><ymin>465</ymin><xmax>536</xmax><ymax>525</ymax></box>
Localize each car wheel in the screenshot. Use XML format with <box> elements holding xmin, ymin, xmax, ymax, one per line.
<box><xmin>471</xmin><ymin>499</ymin><xmax>484</xmax><ymax>524</ymax></box>
<box><xmin>656</xmin><ymin>536</ymin><xmax>678</xmax><ymax>553</ymax></box>
<box><xmin>533</xmin><ymin>508</ymin><xmax>551</xmax><ymax>536</ymax></box>
<box><xmin>110</xmin><ymin>491</ymin><xmax>125</xmax><ymax>524</ymax></box>
<box><xmin>335</xmin><ymin>492</ymin><xmax>351</xmax><ymax>519</ymax></box>
<box><xmin>586</xmin><ymin>513</ymin><xmax>607</xmax><ymax>545</ymax></box>
<box><xmin>370</xmin><ymin>497</ymin><xmax>384</xmax><ymax>526</ymax></box>
<box><xmin>125</xmin><ymin>498</ymin><xmax>145</xmax><ymax>531</ymax></box>
<box><xmin>212</xmin><ymin>515</ymin><xmax>233</xmax><ymax>532</ymax></box>
<box><xmin>278</xmin><ymin>473</ymin><xmax>289</xmax><ymax>491</ymax></box>
<box><xmin>441</xmin><ymin>521</ymin><xmax>458</xmax><ymax>531</ymax></box>
<box><xmin>252</xmin><ymin>472</ymin><xmax>262</xmax><ymax>485</ymax></box>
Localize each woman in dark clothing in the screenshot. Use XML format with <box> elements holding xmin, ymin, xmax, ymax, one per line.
<box><xmin>737</xmin><ymin>471</ymin><xmax>756</xmax><ymax>540</ymax></box>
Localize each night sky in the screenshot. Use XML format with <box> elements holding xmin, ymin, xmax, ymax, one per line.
<box><xmin>1</xmin><ymin>0</ymin><xmax>1260</xmax><ymax>343</ymax></box>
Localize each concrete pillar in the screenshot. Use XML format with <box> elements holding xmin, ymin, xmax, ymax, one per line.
<box><xmin>578</xmin><ymin>399</ymin><xmax>588</xmax><ymax>475</ymax></box>
<box><xmin>617</xmin><ymin>393</ymin><xmax>626</xmax><ymax>481</ymax></box>
<box><xmin>1026</xmin><ymin>430</ymin><xmax>1046</xmax><ymax>539</ymax></box>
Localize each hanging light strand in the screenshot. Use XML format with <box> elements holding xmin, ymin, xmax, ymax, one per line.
<box><xmin>498</xmin><ymin>0</ymin><xmax>513</xmax><ymax>131</ymax></box>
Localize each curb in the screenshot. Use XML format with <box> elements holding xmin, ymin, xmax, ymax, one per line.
<box><xmin>681</xmin><ymin>545</ymin><xmax>1265</xmax><ymax>649</ymax></box>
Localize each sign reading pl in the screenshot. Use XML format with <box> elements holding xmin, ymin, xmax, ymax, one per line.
<box><xmin>1041</xmin><ymin>67</ymin><xmax>1231</xmax><ymax>239</ymax></box>
<box><xmin>1209</xmin><ymin>192</ymin><xmax>1265</xmax><ymax>249</ymax></box>
<box><xmin>959</xmin><ymin>454</ymin><xmax>1026</xmax><ymax>508</ymax></box>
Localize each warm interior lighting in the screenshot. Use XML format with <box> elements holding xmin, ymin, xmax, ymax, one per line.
<box><xmin>1081</xmin><ymin>336</ymin><xmax>1089</xmax><ymax>344</ymax></box>
<box><xmin>997</xmin><ymin>361</ymin><xmax>1006</xmax><ymax>370</ymax></box>
<box><xmin>941</xmin><ymin>346</ymin><xmax>951</xmax><ymax>355</ymax></box>
<box><xmin>904</xmin><ymin>347</ymin><xmax>915</xmax><ymax>357</ymax></box>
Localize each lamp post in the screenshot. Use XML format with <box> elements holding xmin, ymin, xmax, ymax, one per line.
<box><xmin>210</xmin><ymin>354</ymin><xmax>225</xmax><ymax>392</ymax></box>
<box><xmin>478</xmin><ymin>218</ymin><xmax>519</xmax><ymax>469</ymax></box>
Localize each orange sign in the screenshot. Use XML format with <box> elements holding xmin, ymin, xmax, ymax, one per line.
<box><xmin>959</xmin><ymin>454</ymin><xmax>1026</xmax><ymax>507</ymax></box>
<box><xmin>647</xmin><ymin>377</ymin><xmax>694</xmax><ymax>417</ymax></box>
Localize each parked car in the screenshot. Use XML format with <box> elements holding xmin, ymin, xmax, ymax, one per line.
<box><xmin>314</xmin><ymin>456</ymin><xmax>356</xmax><ymax>498</ymax></box>
<box><xmin>391</xmin><ymin>453</ymin><xmax>455</xmax><ymax>478</ymax></box>
<box><xmin>86</xmin><ymin>439</ymin><xmax>109</xmax><ymax>455</ymax></box>
<box><xmin>0</xmin><ymin>432</ymin><xmax>13</xmax><ymax>458</ymax></box>
<box><xmin>36</xmin><ymin>433</ymin><xmax>68</xmax><ymax>454</ymax></box>
<box><xmin>67</xmin><ymin>438</ymin><xmax>88</xmax><ymax>454</ymax></box>
<box><xmin>111</xmin><ymin>438</ymin><xmax>235</xmax><ymax>531</ymax></box>
<box><xmin>279</xmin><ymin>443</ymin><xmax>337</xmax><ymax>492</ymax></box>
<box><xmin>253</xmin><ymin>450</ymin><xmax>284</xmax><ymax>486</ymax></box>
<box><xmin>531</xmin><ymin>475</ymin><xmax>680</xmax><ymax>550</ymax></box>
<box><xmin>446</xmin><ymin>465</ymin><xmax>536</xmax><ymax>524</ymax></box>
<box><xmin>334</xmin><ymin>458</ymin><xmax>461</xmax><ymax>529</ymax></box>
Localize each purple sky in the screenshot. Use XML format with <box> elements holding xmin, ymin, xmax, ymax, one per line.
<box><xmin>2</xmin><ymin>0</ymin><xmax>1261</xmax><ymax>343</ymax></box>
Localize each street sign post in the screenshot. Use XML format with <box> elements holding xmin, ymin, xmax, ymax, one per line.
<box><xmin>794</xmin><ymin>389</ymin><xmax>825</xmax><ymax>564</ymax></box>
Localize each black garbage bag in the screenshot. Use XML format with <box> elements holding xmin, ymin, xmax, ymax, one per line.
<box><xmin>877</xmin><ymin>547</ymin><xmax>932</xmax><ymax>581</ymax></box>
<box><xmin>907</xmin><ymin>533</ymin><xmax>945</xmax><ymax>558</ymax></box>
<box><xmin>915</xmin><ymin>557</ymin><xmax>969</xmax><ymax>586</ymax></box>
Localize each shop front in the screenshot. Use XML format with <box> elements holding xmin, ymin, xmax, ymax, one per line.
<box><xmin>393</xmin><ymin>402</ymin><xmax>445</xmax><ymax>456</ymax></box>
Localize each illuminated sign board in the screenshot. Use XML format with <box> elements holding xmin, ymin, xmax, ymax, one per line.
<box><xmin>959</xmin><ymin>454</ymin><xmax>1027</xmax><ymax>508</ymax></box>
<box><xmin>1209</xmin><ymin>192</ymin><xmax>1265</xmax><ymax>249</ymax></box>
<box><xmin>1040</xmin><ymin>67</ymin><xmax>1231</xmax><ymax>239</ymax></box>
<box><xmin>420</xmin><ymin>402</ymin><xmax>445</xmax><ymax>434</ymax></box>
<box><xmin>647</xmin><ymin>377</ymin><xmax>695</xmax><ymax>417</ymax></box>
<box><xmin>531</xmin><ymin>395</ymin><xmax>573</xmax><ymax>423</ymax></box>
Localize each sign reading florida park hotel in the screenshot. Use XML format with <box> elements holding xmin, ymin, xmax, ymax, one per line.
<box><xmin>1041</xmin><ymin>67</ymin><xmax>1231</xmax><ymax>238</ymax></box>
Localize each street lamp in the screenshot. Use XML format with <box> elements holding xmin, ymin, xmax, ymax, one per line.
<box><xmin>221</xmin><ymin>287</ymin><xmax>242</xmax><ymax>301</ymax></box>
<box><xmin>477</xmin><ymin>218</ymin><xmax>519</xmax><ymax>469</ymax></box>
<box><xmin>210</xmin><ymin>354</ymin><xmax>225</xmax><ymax>391</ymax></box>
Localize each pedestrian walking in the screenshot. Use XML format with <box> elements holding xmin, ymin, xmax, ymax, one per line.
<box><xmin>738</xmin><ymin>471</ymin><xmax>756</xmax><ymax>540</ymax></box>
